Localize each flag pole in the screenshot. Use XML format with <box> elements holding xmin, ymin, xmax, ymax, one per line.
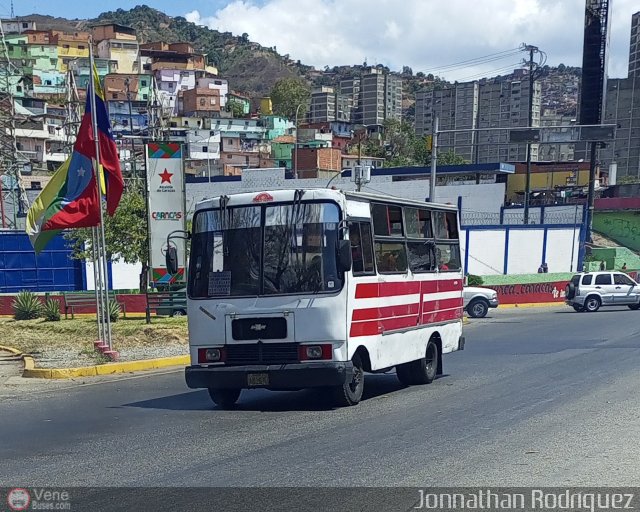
<box><xmin>88</xmin><ymin>40</ymin><xmax>113</xmax><ymax>351</ymax></box>
<box><xmin>91</xmin><ymin>226</ymin><xmax>105</xmax><ymax>343</ymax></box>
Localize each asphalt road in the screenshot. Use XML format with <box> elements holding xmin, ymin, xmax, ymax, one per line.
<box><xmin>2</xmin><ymin>306</ymin><xmax>640</xmax><ymax>501</ymax></box>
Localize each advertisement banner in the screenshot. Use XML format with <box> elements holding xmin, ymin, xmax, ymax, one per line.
<box><xmin>146</xmin><ymin>142</ymin><xmax>186</xmax><ymax>286</ymax></box>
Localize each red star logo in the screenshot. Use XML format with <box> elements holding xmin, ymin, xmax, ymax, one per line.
<box><xmin>159</xmin><ymin>169</ymin><xmax>173</xmax><ymax>184</ymax></box>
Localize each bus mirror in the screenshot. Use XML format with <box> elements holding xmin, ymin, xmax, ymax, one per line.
<box><xmin>338</xmin><ymin>239</ymin><xmax>352</xmax><ymax>272</ymax></box>
<box><xmin>166</xmin><ymin>245</ymin><xmax>179</xmax><ymax>275</ymax></box>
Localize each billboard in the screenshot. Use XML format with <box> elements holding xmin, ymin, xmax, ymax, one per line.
<box><xmin>146</xmin><ymin>142</ymin><xmax>186</xmax><ymax>286</ymax></box>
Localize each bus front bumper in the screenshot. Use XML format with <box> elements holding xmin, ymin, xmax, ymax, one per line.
<box><xmin>185</xmin><ymin>361</ymin><xmax>354</xmax><ymax>391</ymax></box>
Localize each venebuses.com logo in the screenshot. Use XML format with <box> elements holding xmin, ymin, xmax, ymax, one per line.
<box><xmin>5</xmin><ymin>488</ymin><xmax>71</xmax><ymax>510</ymax></box>
<box><xmin>6</xmin><ymin>488</ymin><xmax>30</xmax><ymax>511</ymax></box>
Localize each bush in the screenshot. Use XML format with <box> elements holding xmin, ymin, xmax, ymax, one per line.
<box><xmin>43</xmin><ymin>298</ymin><xmax>61</xmax><ymax>322</ymax></box>
<box><xmin>108</xmin><ymin>300</ymin><xmax>121</xmax><ymax>323</ymax></box>
<box><xmin>12</xmin><ymin>290</ymin><xmax>43</xmax><ymax>320</ymax></box>
<box><xmin>466</xmin><ymin>274</ymin><xmax>484</xmax><ymax>286</ymax></box>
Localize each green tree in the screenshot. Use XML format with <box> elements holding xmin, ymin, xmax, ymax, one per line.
<box><xmin>226</xmin><ymin>99</ymin><xmax>246</xmax><ymax>118</ymax></box>
<box><xmin>437</xmin><ymin>150</ymin><xmax>468</xmax><ymax>166</ymax></box>
<box><xmin>64</xmin><ymin>185</ymin><xmax>150</xmax><ymax>291</ymax></box>
<box><xmin>270</xmin><ymin>77</ymin><xmax>310</xmax><ymax>121</ymax></box>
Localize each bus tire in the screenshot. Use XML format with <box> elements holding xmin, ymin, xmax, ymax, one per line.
<box><xmin>332</xmin><ymin>353</ymin><xmax>364</xmax><ymax>407</ymax></box>
<box><xmin>396</xmin><ymin>340</ymin><xmax>439</xmax><ymax>386</ymax></box>
<box><xmin>395</xmin><ymin>362</ymin><xmax>415</xmax><ymax>386</ymax></box>
<box><xmin>208</xmin><ymin>388</ymin><xmax>241</xmax><ymax>409</ymax></box>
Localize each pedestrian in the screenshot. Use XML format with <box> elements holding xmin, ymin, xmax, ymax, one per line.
<box><xmin>622</xmin><ymin>262</ymin><xmax>627</xmax><ymax>270</ymax></box>
<box><xmin>542</xmin><ymin>262</ymin><xmax>549</xmax><ymax>273</ymax></box>
<box><xmin>600</xmin><ymin>260</ymin><xmax>606</xmax><ymax>271</ymax></box>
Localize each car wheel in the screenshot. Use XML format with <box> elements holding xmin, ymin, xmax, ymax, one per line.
<box><xmin>332</xmin><ymin>352</ymin><xmax>364</xmax><ymax>406</ymax></box>
<box><xmin>628</xmin><ymin>303</ymin><xmax>640</xmax><ymax>311</ymax></box>
<box><xmin>208</xmin><ymin>388</ymin><xmax>241</xmax><ymax>409</ymax></box>
<box><xmin>467</xmin><ymin>298</ymin><xmax>489</xmax><ymax>318</ymax></box>
<box><xmin>584</xmin><ymin>296</ymin><xmax>601</xmax><ymax>312</ymax></box>
<box><xmin>172</xmin><ymin>309</ymin><xmax>186</xmax><ymax>317</ymax></box>
<box><xmin>572</xmin><ymin>305</ymin><xmax>585</xmax><ymax>312</ymax></box>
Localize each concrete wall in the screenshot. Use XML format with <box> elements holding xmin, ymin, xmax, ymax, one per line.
<box><xmin>593</xmin><ymin>211</ymin><xmax>640</xmax><ymax>252</ymax></box>
<box><xmin>462</xmin><ymin>225</ymin><xmax>583</xmax><ymax>276</ymax></box>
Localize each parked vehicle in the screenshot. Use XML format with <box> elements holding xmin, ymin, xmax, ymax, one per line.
<box><xmin>463</xmin><ymin>286</ymin><xmax>499</xmax><ymax>318</ymax></box>
<box><xmin>167</xmin><ymin>189</ymin><xmax>466</xmax><ymax>408</ymax></box>
<box><xmin>155</xmin><ymin>287</ymin><xmax>187</xmax><ymax>317</ymax></box>
<box><xmin>565</xmin><ymin>271</ymin><xmax>640</xmax><ymax>312</ymax></box>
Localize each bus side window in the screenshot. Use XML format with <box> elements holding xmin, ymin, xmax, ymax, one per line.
<box><xmin>349</xmin><ymin>222</ymin><xmax>375</xmax><ymax>276</ymax></box>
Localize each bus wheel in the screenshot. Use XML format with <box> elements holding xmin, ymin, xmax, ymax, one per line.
<box><xmin>333</xmin><ymin>353</ymin><xmax>364</xmax><ymax>407</ymax></box>
<box><xmin>396</xmin><ymin>340</ymin><xmax>439</xmax><ymax>386</ymax></box>
<box><xmin>208</xmin><ymin>388</ymin><xmax>241</xmax><ymax>409</ymax></box>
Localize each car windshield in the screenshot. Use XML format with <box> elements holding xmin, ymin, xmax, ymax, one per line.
<box><xmin>188</xmin><ymin>201</ymin><xmax>342</xmax><ymax>297</ymax></box>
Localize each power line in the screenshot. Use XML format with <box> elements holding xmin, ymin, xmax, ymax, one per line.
<box><xmin>420</xmin><ymin>48</ymin><xmax>521</xmax><ymax>74</ymax></box>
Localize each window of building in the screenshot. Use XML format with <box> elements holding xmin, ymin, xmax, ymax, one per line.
<box><xmin>141</xmin><ymin>80</ymin><xmax>147</xmax><ymax>86</ymax></box>
<box><xmin>35</xmin><ymin>145</ymin><xmax>42</xmax><ymax>152</ymax></box>
<box><xmin>112</xmin><ymin>93</ymin><xmax>118</xmax><ymax>99</ymax></box>
<box><xmin>210</xmin><ymin>98</ymin><xmax>216</xmax><ymax>105</ymax></box>
<box><xmin>227</xmin><ymin>154</ymin><xmax>232</xmax><ymax>159</ymax></box>
<box><xmin>348</xmin><ymin>222</ymin><xmax>375</xmax><ymax>275</ymax></box>
<box><xmin>199</xmin><ymin>98</ymin><xmax>206</xmax><ymax>106</ymax></box>
<box><xmin>63</xmin><ymin>44</ymin><xmax>69</xmax><ymax>49</ymax></box>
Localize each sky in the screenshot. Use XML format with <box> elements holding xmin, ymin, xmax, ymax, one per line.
<box><xmin>8</xmin><ymin>0</ymin><xmax>640</xmax><ymax>81</ymax></box>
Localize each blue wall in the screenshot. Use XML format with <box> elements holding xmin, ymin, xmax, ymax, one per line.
<box><xmin>0</xmin><ymin>231</ymin><xmax>85</xmax><ymax>293</ymax></box>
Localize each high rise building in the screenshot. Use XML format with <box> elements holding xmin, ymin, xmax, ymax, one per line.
<box><xmin>339</xmin><ymin>68</ymin><xmax>402</xmax><ymax>126</ymax></box>
<box><xmin>308</xmin><ymin>86</ymin><xmax>352</xmax><ymax>124</ymax></box>
<box><xmin>628</xmin><ymin>11</ymin><xmax>640</xmax><ymax>78</ymax></box>
<box><xmin>598</xmin><ymin>11</ymin><xmax>640</xmax><ymax>180</ymax></box>
<box><xmin>415</xmin><ymin>77</ymin><xmax>540</xmax><ymax>163</ymax></box>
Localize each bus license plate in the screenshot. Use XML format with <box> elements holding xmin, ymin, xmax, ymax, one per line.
<box><xmin>248</xmin><ymin>373</ymin><xmax>269</xmax><ymax>386</ymax></box>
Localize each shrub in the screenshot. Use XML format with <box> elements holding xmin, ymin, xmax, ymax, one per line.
<box><xmin>43</xmin><ymin>298</ymin><xmax>61</xmax><ymax>322</ymax></box>
<box><xmin>12</xmin><ymin>290</ymin><xmax>43</xmax><ymax>320</ymax></box>
<box><xmin>466</xmin><ymin>274</ymin><xmax>484</xmax><ymax>286</ymax></box>
<box><xmin>108</xmin><ymin>300</ymin><xmax>121</xmax><ymax>323</ymax></box>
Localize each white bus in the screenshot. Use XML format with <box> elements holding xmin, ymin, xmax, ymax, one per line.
<box><xmin>169</xmin><ymin>188</ymin><xmax>465</xmax><ymax>408</ymax></box>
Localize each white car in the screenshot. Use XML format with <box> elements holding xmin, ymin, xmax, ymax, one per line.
<box><xmin>463</xmin><ymin>286</ymin><xmax>499</xmax><ymax>318</ymax></box>
<box><xmin>565</xmin><ymin>271</ymin><xmax>640</xmax><ymax>312</ymax></box>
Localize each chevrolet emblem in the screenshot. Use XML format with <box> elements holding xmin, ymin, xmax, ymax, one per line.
<box><xmin>250</xmin><ymin>323</ymin><xmax>267</xmax><ymax>331</ymax></box>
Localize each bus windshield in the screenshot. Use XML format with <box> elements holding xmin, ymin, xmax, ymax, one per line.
<box><xmin>189</xmin><ymin>201</ymin><xmax>343</xmax><ymax>298</ymax></box>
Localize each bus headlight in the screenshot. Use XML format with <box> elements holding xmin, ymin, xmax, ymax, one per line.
<box><xmin>198</xmin><ymin>347</ymin><xmax>223</xmax><ymax>363</ymax></box>
<box><xmin>299</xmin><ymin>344</ymin><xmax>332</xmax><ymax>361</ymax></box>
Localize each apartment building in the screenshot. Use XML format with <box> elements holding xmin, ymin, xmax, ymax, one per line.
<box><xmin>539</xmin><ymin>110</ymin><xmax>576</xmax><ymax>162</ymax></box>
<box><xmin>339</xmin><ymin>68</ymin><xmax>402</xmax><ymax>126</ymax></box>
<box><xmin>416</xmin><ymin>77</ymin><xmax>541</xmax><ymax>164</ymax></box>
<box><xmin>93</xmin><ymin>24</ymin><xmax>140</xmax><ymax>74</ymax></box>
<box><xmin>51</xmin><ymin>30</ymin><xmax>90</xmax><ymax>72</ymax></box>
<box><xmin>415</xmin><ymin>82</ymin><xmax>479</xmax><ymax>162</ymax></box>
<box><xmin>599</xmin><ymin>11</ymin><xmax>640</xmax><ymax>180</ymax></box>
<box><xmin>308</xmin><ymin>86</ymin><xmax>352</xmax><ymax>124</ymax></box>
<box><xmin>181</xmin><ymin>87</ymin><xmax>222</xmax><ymax>116</ymax></box>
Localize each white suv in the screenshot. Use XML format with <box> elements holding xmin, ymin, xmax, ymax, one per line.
<box><xmin>565</xmin><ymin>271</ymin><xmax>640</xmax><ymax>312</ymax></box>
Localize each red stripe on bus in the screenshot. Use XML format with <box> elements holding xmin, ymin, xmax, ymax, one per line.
<box><xmin>349</xmin><ymin>315</ymin><xmax>418</xmax><ymax>337</ymax></box>
<box><xmin>352</xmin><ymin>303</ymin><xmax>420</xmax><ymax>321</ymax></box>
<box><xmin>356</xmin><ymin>279</ymin><xmax>462</xmax><ymax>299</ymax></box>
<box><xmin>421</xmin><ymin>308</ymin><xmax>463</xmax><ymax>324</ymax></box>
<box><xmin>422</xmin><ymin>297</ymin><xmax>463</xmax><ymax>312</ymax></box>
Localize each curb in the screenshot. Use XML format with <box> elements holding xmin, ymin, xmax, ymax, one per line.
<box><xmin>0</xmin><ymin>345</ymin><xmax>189</xmax><ymax>379</ymax></box>
<box><xmin>498</xmin><ymin>302</ymin><xmax>563</xmax><ymax>309</ymax></box>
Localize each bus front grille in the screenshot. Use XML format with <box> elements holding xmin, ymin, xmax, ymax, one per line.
<box><xmin>225</xmin><ymin>343</ymin><xmax>299</xmax><ymax>365</ymax></box>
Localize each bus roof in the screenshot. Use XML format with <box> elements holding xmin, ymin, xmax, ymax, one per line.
<box><xmin>194</xmin><ymin>188</ymin><xmax>458</xmax><ymax>212</ymax></box>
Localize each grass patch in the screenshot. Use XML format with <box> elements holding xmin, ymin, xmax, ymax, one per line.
<box><xmin>0</xmin><ymin>316</ymin><xmax>188</xmax><ymax>355</ymax></box>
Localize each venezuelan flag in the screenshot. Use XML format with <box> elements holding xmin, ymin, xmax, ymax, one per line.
<box><xmin>26</xmin><ymin>65</ymin><xmax>124</xmax><ymax>253</ymax></box>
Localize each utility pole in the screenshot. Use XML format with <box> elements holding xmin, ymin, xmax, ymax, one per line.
<box><xmin>429</xmin><ymin>115</ymin><xmax>439</xmax><ymax>202</ymax></box>
<box><xmin>523</xmin><ymin>44</ymin><xmax>538</xmax><ymax>225</ymax></box>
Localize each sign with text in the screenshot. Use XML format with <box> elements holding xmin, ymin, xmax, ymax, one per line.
<box><xmin>146</xmin><ymin>142</ymin><xmax>186</xmax><ymax>285</ymax></box>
